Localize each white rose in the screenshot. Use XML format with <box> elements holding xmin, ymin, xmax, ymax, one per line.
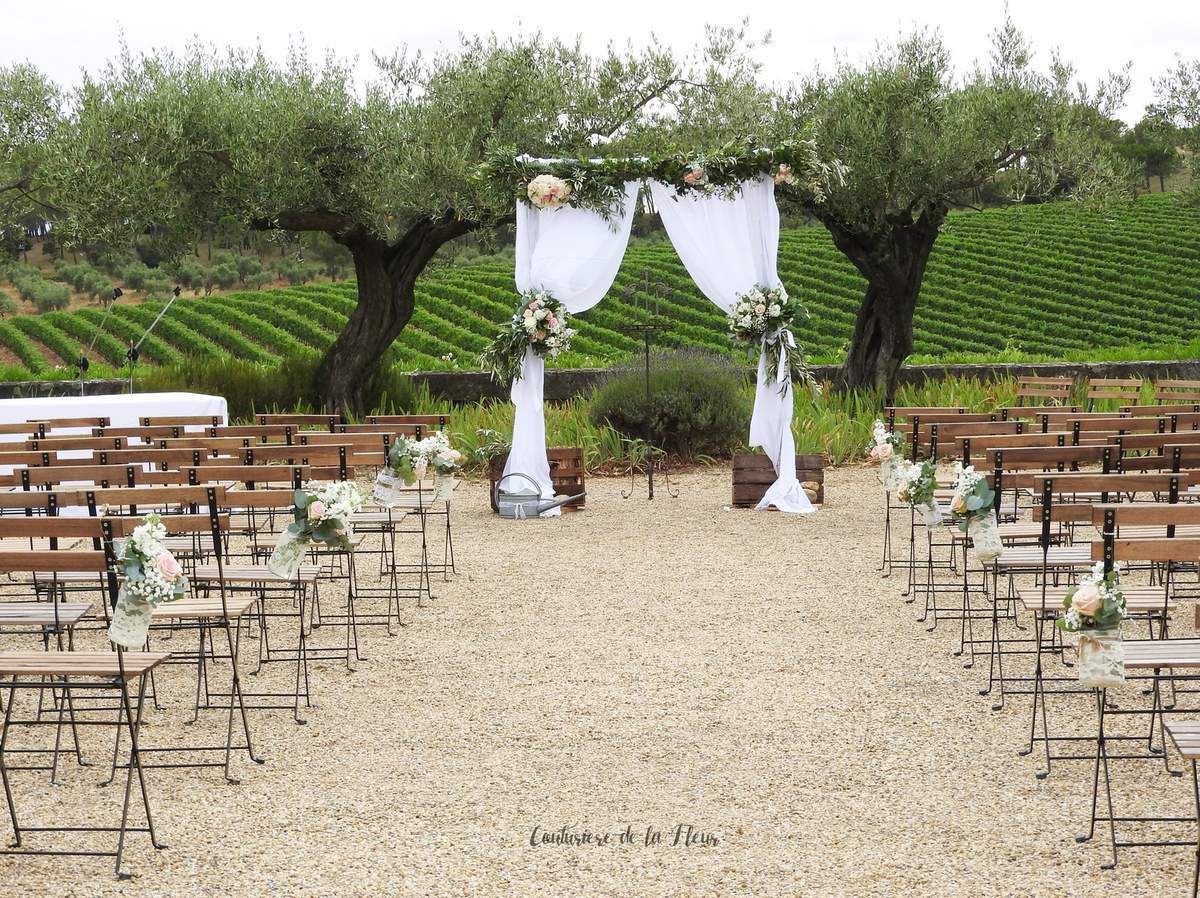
<box><xmin>768</xmin><ymin>303</ymin><xmax>781</xmax><ymax>317</ymax></box>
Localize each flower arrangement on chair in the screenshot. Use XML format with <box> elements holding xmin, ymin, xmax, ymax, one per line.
<box><xmin>374</xmin><ymin>431</ymin><xmax>464</xmax><ymax>506</ymax></box>
<box><xmin>897</xmin><ymin>459</ymin><xmax>942</xmax><ymax>527</ymax></box>
<box><xmin>480</xmin><ymin>290</ymin><xmax>577</xmax><ymax>385</ymax></box>
<box><xmin>868</xmin><ymin>420</ymin><xmax>906</xmax><ymax>491</ymax></box>
<box><xmin>108</xmin><ymin>512</ymin><xmax>188</xmax><ymax>649</ymax></box>
<box><xmin>268</xmin><ymin>480</ymin><xmax>365</xmax><ymax>580</ymax></box>
<box><xmin>948</xmin><ymin>462</ymin><xmax>1001</xmax><ymax>562</ymax></box>
<box><xmin>1058</xmin><ymin>562</ymin><xmax>1127</xmax><ymax>687</ymax></box>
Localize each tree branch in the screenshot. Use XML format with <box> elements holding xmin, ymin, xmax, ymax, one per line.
<box><xmin>250</xmin><ymin>211</ymin><xmax>356</xmax><ymax>233</ymax></box>
<box><xmin>591</xmin><ymin>77</ymin><xmax>687</xmax><ymax>140</ymax></box>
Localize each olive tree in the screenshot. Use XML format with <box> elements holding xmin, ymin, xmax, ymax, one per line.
<box><xmin>776</xmin><ymin>20</ymin><xmax>1135</xmax><ymax>397</ymax></box>
<box><xmin>0</xmin><ymin>65</ymin><xmax>60</xmax><ymax>243</ymax></box>
<box><xmin>46</xmin><ymin>37</ymin><xmax>682</xmax><ymax>410</ymax></box>
<box><xmin>1152</xmin><ymin>57</ymin><xmax>1200</xmax><ymax>199</ymax></box>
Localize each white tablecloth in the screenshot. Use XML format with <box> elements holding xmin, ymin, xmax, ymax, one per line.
<box><xmin>0</xmin><ymin>391</ymin><xmax>228</xmax><ymax>435</ymax></box>
<box><xmin>0</xmin><ymin>391</ymin><xmax>228</xmax><ymax>520</ymax></box>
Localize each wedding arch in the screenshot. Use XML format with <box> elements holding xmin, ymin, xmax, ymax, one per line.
<box><xmin>481</xmin><ymin>144</ymin><xmax>841</xmax><ymax>516</ymax></box>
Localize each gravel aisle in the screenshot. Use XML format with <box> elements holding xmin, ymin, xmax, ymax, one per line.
<box><xmin>3</xmin><ymin>466</ymin><xmax>1193</xmax><ymax>897</ymax></box>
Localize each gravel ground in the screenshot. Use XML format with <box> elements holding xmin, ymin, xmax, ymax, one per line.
<box><xmin>1</xmin><ymin>465</ymin><xmax>1196</xmax><ymax>897</ymax></box>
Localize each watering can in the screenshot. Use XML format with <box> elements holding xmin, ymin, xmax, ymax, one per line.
<box><xmin>495</xmin><ymin>473</ymin><xmax>585</xmax><ymax>519</ymax></box>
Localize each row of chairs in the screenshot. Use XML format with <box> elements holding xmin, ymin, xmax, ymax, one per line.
<box><xmin>1016</xmin><ymin>375</ymin><xmax>1200</xmax><ymax>408</ymax></box>
<box><xmin>882</xmin><ymin>403</ymin><xmax>1200</xmax><ymax>895</ymax></box>
<box><xmin>0</xmin><ymin>411</ymin><xmax>455</xmax><ymax>878</ymax></box>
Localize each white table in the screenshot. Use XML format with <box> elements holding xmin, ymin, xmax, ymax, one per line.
<box><xmin>0</xmin><ymin>392</ymin><xmax>228</xmax><ymax>488</ymax></box>
<box><xmin>0</xmin><ymin>391</ymin><xmax>228</xmax><ymax>436</ymax></box>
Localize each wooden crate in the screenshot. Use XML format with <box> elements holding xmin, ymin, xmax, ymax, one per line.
<box><xmin>731</xmin><ymin>453</ymin><xmax>824</xmax><ymax>507</ymax></box>
<box><xmin>488</xmin><ymin>447</ymin><xmax>586</xmax><ymax>513</ymax></box>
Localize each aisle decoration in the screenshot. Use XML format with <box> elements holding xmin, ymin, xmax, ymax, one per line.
<box><xmin>727</xmin><ymin>285</ymin><xmax>816</xmax><ymax>392</ymax></box>
<box><xmin>480</xmin><ymin>290</ymin><xmax>577</xmax><ymax>385</ymax></box>
<box><xmin>1057</xmin><ymin>562</ymin><xmax>1127</xmax><ymax>687</ymax></box>
<box><xmin>108</xmin><ymin>513</ymin><xmax>188</xmax><ymax>649</ymax></box>
<box><xmin>373</xmin><ymin>431</ymin><xmax>464</xmax><ymax>505</ymax></box>
<box><xmin>868</xmin><ymin>420</ymin><xmax>906</xmax><ymax>491</ymax></box>
<box><xmin>268</xmin><ymin>480</ymin><xmax>365</xmax><ymax>579</ymax></box>
<box><xmin>948</xmin><ymin>462</ymin><xmax>1001</xmax><ymax>561</ymax></box>
<box><xmin>897</xmin><ymin>459</ymin><xmax>942</xmax><ymax>527</ymax></box>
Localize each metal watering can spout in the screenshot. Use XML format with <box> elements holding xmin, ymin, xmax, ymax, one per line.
<box><xmin>495</xmin><ymin>472</ymin><xmax>586</xmax><ymax>519</ymax></box>
<box><xmin>534</xmin><ymin>492</ymin><xmax>586</xmax><ymax>514</ymax></box>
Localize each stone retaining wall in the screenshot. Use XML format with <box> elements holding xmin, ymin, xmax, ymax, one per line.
<box><xmin>411</xmin><ymin>359</ymin><xmax>1200</xmax><ymax>403</ymax></box>
<box><xmin>4</xmin><ymin>358</ymin><xmax>1198</xmax><ymax>405</ymax></box>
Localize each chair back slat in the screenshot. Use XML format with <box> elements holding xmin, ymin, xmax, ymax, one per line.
<box><xmin>0</xmin><ymin>549</ymin><xmax>107</xmax><ymax>573</ymax></box>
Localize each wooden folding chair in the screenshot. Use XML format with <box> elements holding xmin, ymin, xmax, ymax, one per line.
<box><xmin>102</xmin><ymin>494</ymin><xmax>263</xmax><ymax>782</ymax></box>
<box><xmin>0</xmin><ymin>549</ymin><xmax>168</xmax><ymax>878</ymax></box>
<box><xmin>1086</xmin><ymin>378</ymin><xmax>1144</xmax><ymax>411</ymax></box>
<box><xmin>1015</xmin><ymin>376</ymin><xmax>1076</xmax><ymax>407</ymax></box>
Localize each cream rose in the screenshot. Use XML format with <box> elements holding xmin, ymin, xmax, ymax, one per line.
<box><xmin>308</xmin><ymin>500</ymin><xmax>326</xmax><ymax>520</ymax></box>
<box><xmin>949</xmin><ymin>493</ymin><xmax>965</xmax><ymax>514</ymax></box>
<box><xmin>1072</xmin><ymin>582</ymin><xmax>1103</xmax><ymax>617</ymax></box>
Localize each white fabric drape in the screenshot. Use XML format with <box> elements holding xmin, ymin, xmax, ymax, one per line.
<box><xmin>502</xmin><ymin>182</ymin><xmax>641</xmax><ymax>515</ymax></box>
<box><xmin>649</xmin><ymin>177</ymin><xmax>813</xmax><ymax>514</ymax></box>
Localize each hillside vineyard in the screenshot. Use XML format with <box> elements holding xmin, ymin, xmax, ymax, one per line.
<box><xmin>3</xmin><ymin>194</ymin><xmax>1199</xmax><ymax>375</ymax></box>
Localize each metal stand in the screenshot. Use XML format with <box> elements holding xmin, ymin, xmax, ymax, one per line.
<box><xmin>619</xmin><ymin>271</ymin><xmax>678</xmax><ymax>501</ymax></box>
<box><xmin>125</xmin><ymin>286</ymin><xmax>181</xmax><ymax>394</ymax></box>
<box><xmin>75</xmin><ymin>355</ymin><xmax>89</xmax><ymax>397</ymax></box>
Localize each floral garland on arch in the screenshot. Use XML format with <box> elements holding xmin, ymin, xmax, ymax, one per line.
<box><xmin>478</xmin><ymin>139</ymin><xmax>846</xmax><ymax>218</ymax></box>
<box><xmin>727</xmin><ymin>284</ymin><xmax>816</xmax><ymax>393</ymax></box>
<box><xmin>480</xmin><ymin>290</ymin><xmax>577</xmax><ymax>385</ymax></box>
<box><xmin>268</xmin><ymin>480</ymin><xmax>365</xmax><ymax>580</ymax></box>
<box><xmin>108</xmin><ymin>512</ymin><xmax>189</xmax><ymax>649</ymax></box>
<box><xmin>374</xmin><ymin>430</ymin><xmax>464</xmax><ymax>505</ymax></box>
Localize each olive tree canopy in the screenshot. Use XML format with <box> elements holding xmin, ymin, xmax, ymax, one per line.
<box><xmin>773</xmin><ymin>20</ymin><xmax>1136</xmax><ymax>397</ymax></box>
<box><xmin>44</xmin><ymin>35</ymin><xmax>697</xmax><ymax>409</ymax></box>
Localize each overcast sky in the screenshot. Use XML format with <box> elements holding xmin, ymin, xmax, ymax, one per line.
<box><xmin>3</xmin><ymin>0</ymin><xmax>1197</xmax><ymax>124</ymax></box>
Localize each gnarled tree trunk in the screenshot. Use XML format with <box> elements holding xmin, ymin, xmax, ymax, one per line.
<box><xmin>823</xmin><ymin>209</ymin><xmax>945</xmax><ymax>402</ymax></box>
<box><xmin>313</xmin><ymin>216</ymin><xmax>474</xmax><ymax>414</ymax></box>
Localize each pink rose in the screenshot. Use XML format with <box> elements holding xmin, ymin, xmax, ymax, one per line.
<box><xmin>754</xmin><ymin>303</ymin><xmax>766</xmax><ymax>315</ymax></box>
<box><xmin>155</xmin><ymin>553</ymin><xmax>183</xmax><ymax>579</ymax></box>
<box><xmin>949</xmin><ymin>493</ymin><xmax>966</xmax><ymax>514</ymax></box>
<box><xmin>868</xmin><ymin>445</ymin><xmax>882</xmax><ymax>461</ymax></box>
<box><xmin>876</xmin><ymin>443</ymin><xmax>893</xmax><ymax>461</ymax></box>
<box><xmin>308</xmin><ymin>500</ymin><xmax>326</xmax><ymax>520</ymax></box>
<box><xmin>1072</xmin><ymin>582</ymin><xmax>1103</xmax><ymax>616</ymax></box>
<box><xmin>545</xmin><ymin>315</ymin><xmax>556</xmax><ymax>327</ymax></box>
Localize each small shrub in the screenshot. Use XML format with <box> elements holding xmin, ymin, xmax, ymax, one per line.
<box><xmin>588</xmin><ymin>348</ymin><xmax>751</xmax><ymax>459</ymax></box>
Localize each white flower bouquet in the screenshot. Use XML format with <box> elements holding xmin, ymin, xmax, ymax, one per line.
<box><xmin>897</xmin><ymin>459</ymin><xmax>942</xmax><ymax>527</ymax></box>
<box><xmin>948</xmin><ymin>462</ymin><xmax>1001</xmax><ymax>561</ymax></box>
<box><xmin>868</xmin><ymin>419</ymin><xmax>906</xmax><ymax>491</ymax></box>
<box><xmin>108</xmin><ymin>512</ymin><xmax>189</xmax><ymax>649</ymax></box>
<box><xmin>526</xmin><ymin>174</ymin><xmax>572</xmax><ymax>209</ymax></box>
<box><xmin>268</xmin><ymin>480</ymin><xmax>365</xmax><ymax>579</ymax></box>
<box><xmin>1058</xmin><ymin>562</ymin><xmax>1127</xmax><ymax>686</ymax></box>
<box><xmin>374</xmin><ymin>431</ymin><xmax>464</xmax><ymax>505</ymax></box>
<box><xmin>726</xmin><ymin>284</ymin><xmax>815</xmax><ymax>392</ymax></box>
<box><xmin>480</xmin><ymin>290</ymin><xmax>577</xmax><ymax>385</ymax></box>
